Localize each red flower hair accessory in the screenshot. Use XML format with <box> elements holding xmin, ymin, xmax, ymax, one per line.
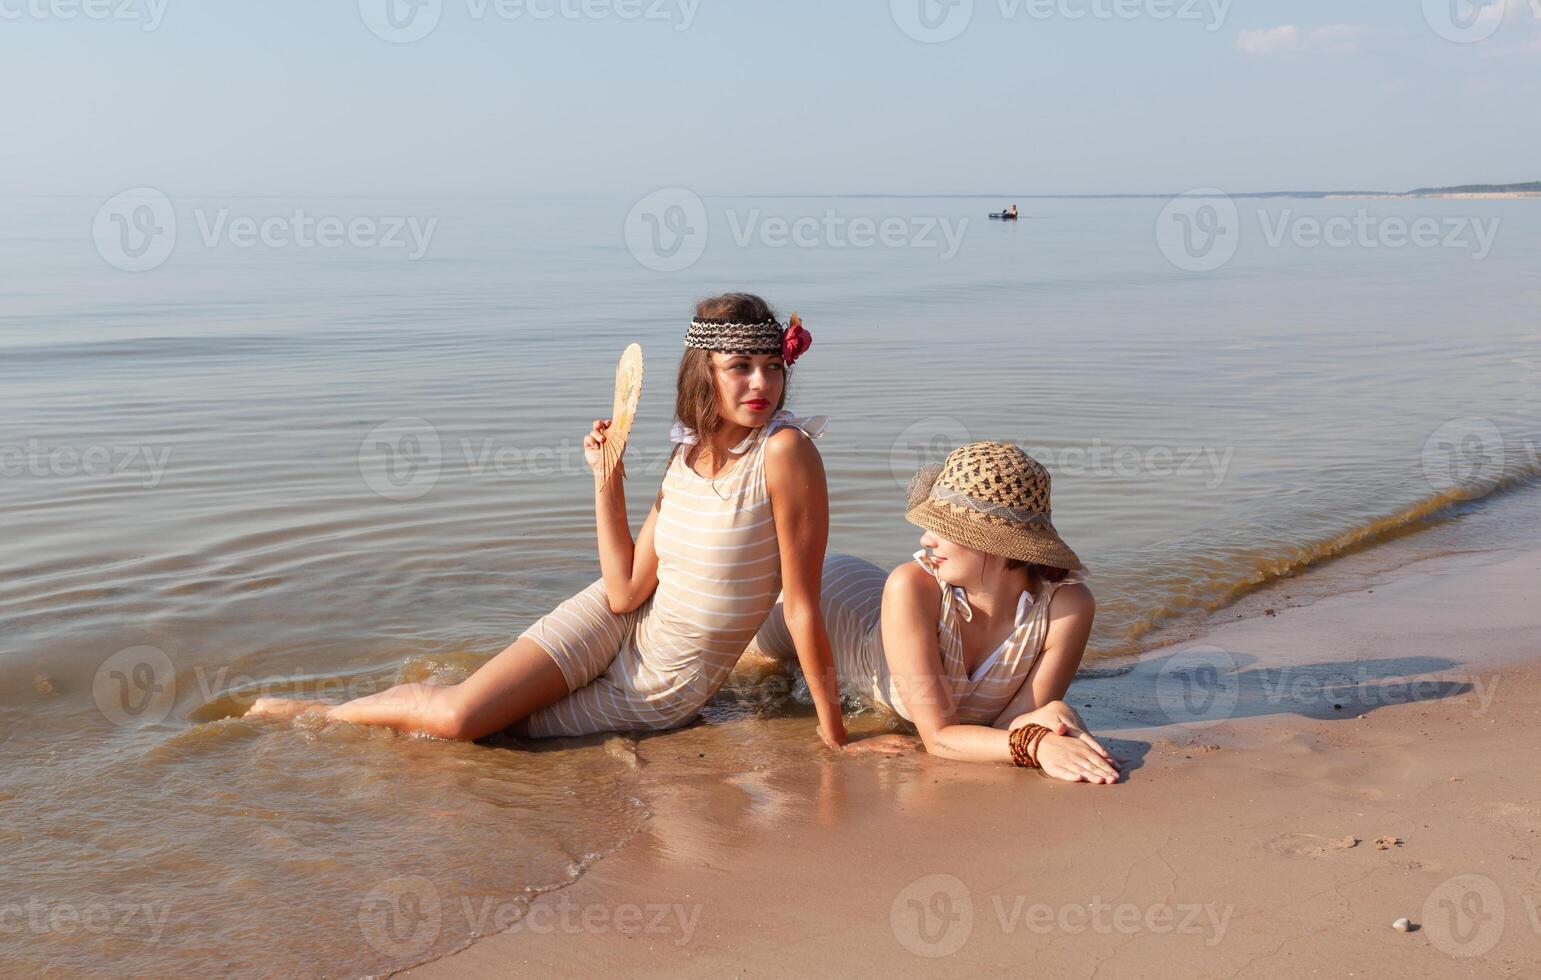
<box><xmin>782</xmin><ymin>313</ymin><xmax>813</xmax><ymax>366</ymax></box>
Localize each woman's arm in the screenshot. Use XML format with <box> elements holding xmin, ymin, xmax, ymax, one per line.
<box><xmin>879</xmin><ymin>565</ymin><xmax>1116</xmax><ymax>782</ymax></box>
<box><xmin>990</xmin><ymin>582</ymin><xmax>1095</xmax><ymax>729</ymax></box>
<box><xmin>586</xmin><ymin>420</ymin><xmax>661</xmax><ymax>615</ymax></box>
<box><xmin>764</xmin><ymin>426</ymin><xmax>846</xmax><ymax>749</ymax></box>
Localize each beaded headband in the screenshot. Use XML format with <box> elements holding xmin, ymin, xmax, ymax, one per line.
<box><xmin>684</xmin><ymin>317</ymin><xmax>786</xmax><ymax>356</ymax></box>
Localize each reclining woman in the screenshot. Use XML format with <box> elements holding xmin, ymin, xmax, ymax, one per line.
<box><xmin>753</xmin><ymin>441</ymin><xmax>1120</xmax><ymax>782</ymax></box>
<box><xmin>249</xmin><ymin>293</ymin><xmax>848</xmax><ymax>748</ymax></box>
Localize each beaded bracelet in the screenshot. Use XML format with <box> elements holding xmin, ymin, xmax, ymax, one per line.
<box><xmin>1009</xmin><ymin>723</ymin><xmax>1053</xmax><ymax>770</ymax></box>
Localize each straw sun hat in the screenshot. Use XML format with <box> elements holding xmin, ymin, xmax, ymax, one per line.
<box><xmin>905</xmin><ymin>440</ymin><xmax>1083</xmax><ymax>571</ymax></box>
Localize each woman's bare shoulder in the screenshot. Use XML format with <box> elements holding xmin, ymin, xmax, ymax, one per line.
<box><xmin>764</xmin><ymin>425</ymin><xmax>824</xmax><ymax>487</ymax></box>
<box><xmin>1046</xmin><ymin>580</ymin><xmax>1095</xmax><ymax>622</ymax></box>
<box><xmin>765</xmin><ymin>423</ymin><xmax>819</xmax><ymax>461</ymax></box>
<box><xmin>884</xmin><ymin>561</ymin><xmax>941</xmax><ymax>616</ymax></box>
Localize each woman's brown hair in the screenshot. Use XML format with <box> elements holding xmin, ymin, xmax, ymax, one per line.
<box><xmin>673</xmin><ymin>292</ymin><xmax>790</xmax><ymax>444</ymax></box>
<box><xmin>1006</xmin><ymin>559</ymin><xmax>1069</xmax><ymax>588</ymax></box>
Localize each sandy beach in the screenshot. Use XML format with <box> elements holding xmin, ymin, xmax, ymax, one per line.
<box><xmin>400</xmin><ymin>535</ymin><xmax>1541</xmax><ymax>978</ymax></box>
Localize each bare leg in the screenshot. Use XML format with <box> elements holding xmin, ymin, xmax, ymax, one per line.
<box><xmin>246</xmin><ymin>636</ymin><xmax>571</xmax><ymax>741</ymax></box>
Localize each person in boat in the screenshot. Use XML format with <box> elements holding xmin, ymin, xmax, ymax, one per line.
<box><xmin>752</xmin><ymin>441</ymin><xmax>1119</xmax><ymax>782</ymax></box>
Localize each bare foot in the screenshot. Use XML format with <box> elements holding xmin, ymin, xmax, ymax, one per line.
<box><xmin>245</xmin><ymin>696</ymin><xmax>335</xmax><ymax>721</ymax></box>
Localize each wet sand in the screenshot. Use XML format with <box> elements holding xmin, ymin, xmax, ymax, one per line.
<box><xmin>404</xmin><ymin>541</ymin><xmax>1541</xmax><ymax>978</ymax></box>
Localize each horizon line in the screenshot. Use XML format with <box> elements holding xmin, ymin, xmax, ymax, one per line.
<box><xmin>5</xmin><ymin>180</ymin><xmax>1538</xmax><ymax>201</ymax></box>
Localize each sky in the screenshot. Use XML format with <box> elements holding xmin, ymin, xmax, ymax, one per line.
<box><xmin>2</xmin><ymin>0</ymin><xmax>1539</xmax><ymax>196</ymax></box>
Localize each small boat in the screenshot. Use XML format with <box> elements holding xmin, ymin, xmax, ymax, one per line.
<box><xmin>988</xmin><ymin>212</ymin><xmax>1020</xmax><ymax>220</ymax></box>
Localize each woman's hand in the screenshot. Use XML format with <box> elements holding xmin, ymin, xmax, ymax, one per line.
<box><xmin>817</xmin><ymin>724</ymin><xmax>846</xmax><ymax>752</ymax></box>
<box><xmin>583</xmin><ymin>418</ymin><xmax>622</xmax><ymax>481</ymax></box>
<box><xmin>1033</xmin><ymin>723</ymin><xmax>1120</xmax><ymax>784</ymax></box>
<box><xmin>1009</xmin><ymin>701</ymin><xmax>1114</xmax><ymax>766</ymax></box>
<box><xmin>841</xmin><ymin>734</ymin><xmax>923</xmax><ymax>757</ymax></box>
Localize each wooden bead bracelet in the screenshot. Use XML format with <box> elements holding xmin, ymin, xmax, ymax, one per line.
<box><xmin>1009</xmin><ymin>722</ymin><xmax>1053</xmax><ymax>770</ymax></box>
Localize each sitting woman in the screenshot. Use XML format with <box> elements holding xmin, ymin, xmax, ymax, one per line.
<box><xmin>249</xmin><ymin>293</ymin><xmax>848</xmax><ymax>748</ymax></box>
<box><xmin>754</xmin><ymin>441</ymin><xmax>1118</xmax><ymax>782</ymax></box>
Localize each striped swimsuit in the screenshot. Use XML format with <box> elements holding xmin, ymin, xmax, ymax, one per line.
<box><xmin>518</xmin><ymin>411</ymin><xmax>826</xmax><ymax>737</ymax></box>
<box><xmin>754</xmin><ymin>552</ymin><xmax>1087</xmax><ymax>725</ymax></box>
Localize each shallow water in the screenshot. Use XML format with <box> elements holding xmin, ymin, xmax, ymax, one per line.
<box><xmin>3</xmin><ymin>194</ymin><xmax>1539</xmax><ymax>974</ymax></box>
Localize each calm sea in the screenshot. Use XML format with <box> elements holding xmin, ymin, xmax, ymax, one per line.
<box><xmin>3</xmin><ymin>193</ymin><xmax>1539</xmax><ymax>974</ymax></box>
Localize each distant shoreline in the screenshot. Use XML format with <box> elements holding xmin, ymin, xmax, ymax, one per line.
<box><xmin>1326</xmin><ymin>191</ymin><xmax>1541</xmax><ymax>200</ymax></box>
<box><xmin>752</xmin><ymin>181</ymin><xmax>1541</xmax><ymax>200</ymax></box>
<box><xmin>990</xmin><ymin>191</ymin><xmax>1541</xmax><ymax>200</ymax></box>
